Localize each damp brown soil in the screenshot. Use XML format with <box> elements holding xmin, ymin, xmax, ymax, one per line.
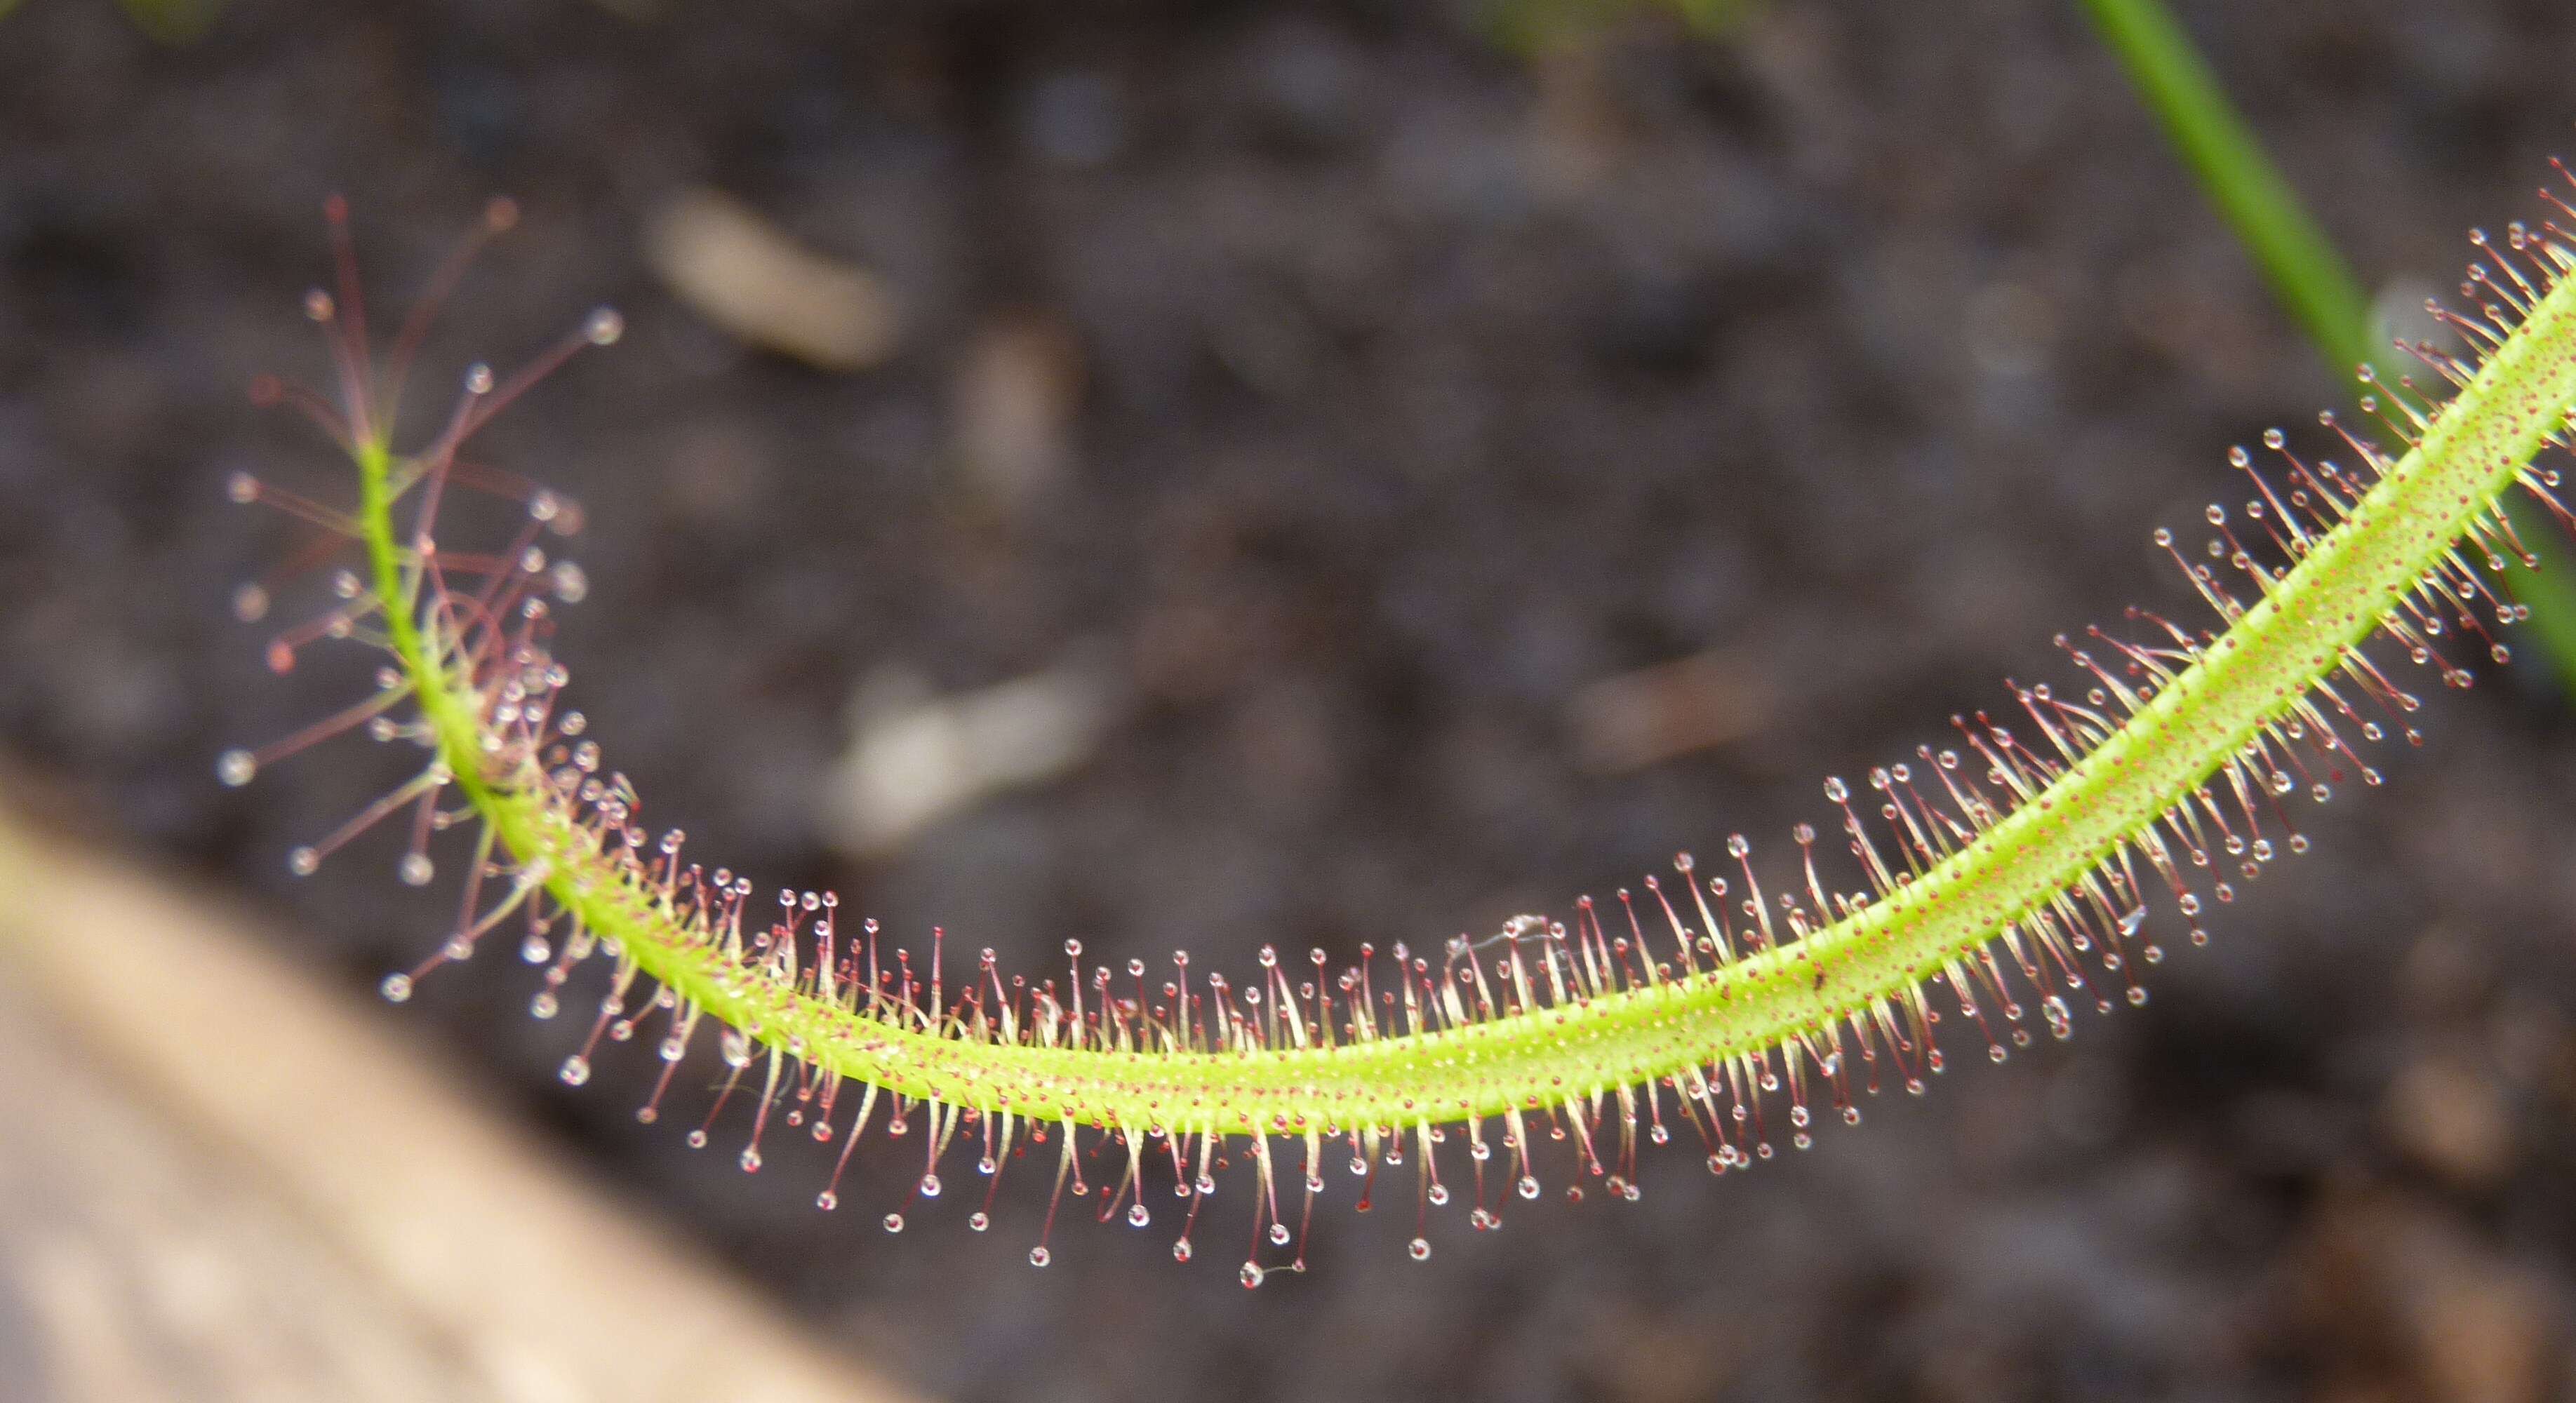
<box><xmin>5</xmin><ymin>3</ymin><xmax>2576</xmax><ymax>1399</ymax></box>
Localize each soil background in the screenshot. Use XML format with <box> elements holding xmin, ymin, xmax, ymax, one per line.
<box><xmin>6</xmin><ymin>1</ymin><xmax>2576</xmax><ymax>1399</ymax></box>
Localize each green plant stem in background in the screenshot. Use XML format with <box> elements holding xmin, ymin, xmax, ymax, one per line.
<box><xmin>0</xmin><ymin>0</ymin><xmax>225</xmax><ymax>41</ymax></box>
<box><xmin>2078</xmin><ymin>0</ymin><xmax>2576</xmax><ymax>697</ymax></box>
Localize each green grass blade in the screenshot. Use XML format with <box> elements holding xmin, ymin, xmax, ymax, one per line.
<box><xmin>2078</xmin><ymin>0</ymin><xmax>2576</xmax><ymax>697</ymax></box>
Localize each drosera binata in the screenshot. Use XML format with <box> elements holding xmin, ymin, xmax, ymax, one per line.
<box><xmin>225</xmin><ymin>173</ymin><xmax>2576</xmax><ymax>1284</ymax></box>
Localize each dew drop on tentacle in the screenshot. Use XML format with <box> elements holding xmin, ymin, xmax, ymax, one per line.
<box><xmin>2041</xmin><ymin>997</ymin><xmax>2072</xmax><ymax>1041</ymax></box>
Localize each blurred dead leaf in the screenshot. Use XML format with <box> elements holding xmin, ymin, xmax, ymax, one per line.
<box><xmin>643</xmin><ymin>189</ymin><xmax>899</xmax><ymax>371</ymax></box>
<box><xmin>1570</xmin><ymin>647</ymin><xmax>1775</xmax><ymax>774</ymax></box>
<box><xmin>822</xmin><ymin>657</ymin><xmax>1121</xmax><ymax>858</ymax></box>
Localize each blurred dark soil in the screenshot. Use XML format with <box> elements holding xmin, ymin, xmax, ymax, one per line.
<box><xmin>6</xmin><ymin>1</ymin><xmax>2576</xmax><ymax>1399</ymax></box>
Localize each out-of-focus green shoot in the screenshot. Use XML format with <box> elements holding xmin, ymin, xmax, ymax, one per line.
<box><xmin>0</xmin><ymin>0</ymin><xmax>223</xmax><ymax>42</ymax></box>
<box><xmin>2079</xmin><ymin>0</ymin><xmax>2576</xmax><ymax>696</ymax></box>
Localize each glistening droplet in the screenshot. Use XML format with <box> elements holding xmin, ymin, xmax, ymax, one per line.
<box><xmin>217</xmin><ymin>749</ymin><xmax>257</xmax><ymax>787</ymax></box>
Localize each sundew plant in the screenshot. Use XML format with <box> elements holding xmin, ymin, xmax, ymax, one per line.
<box><xmin>225</xmin><ymin>175</ymin><xmax>2576</xmax><ymax>1286</ymax></box>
